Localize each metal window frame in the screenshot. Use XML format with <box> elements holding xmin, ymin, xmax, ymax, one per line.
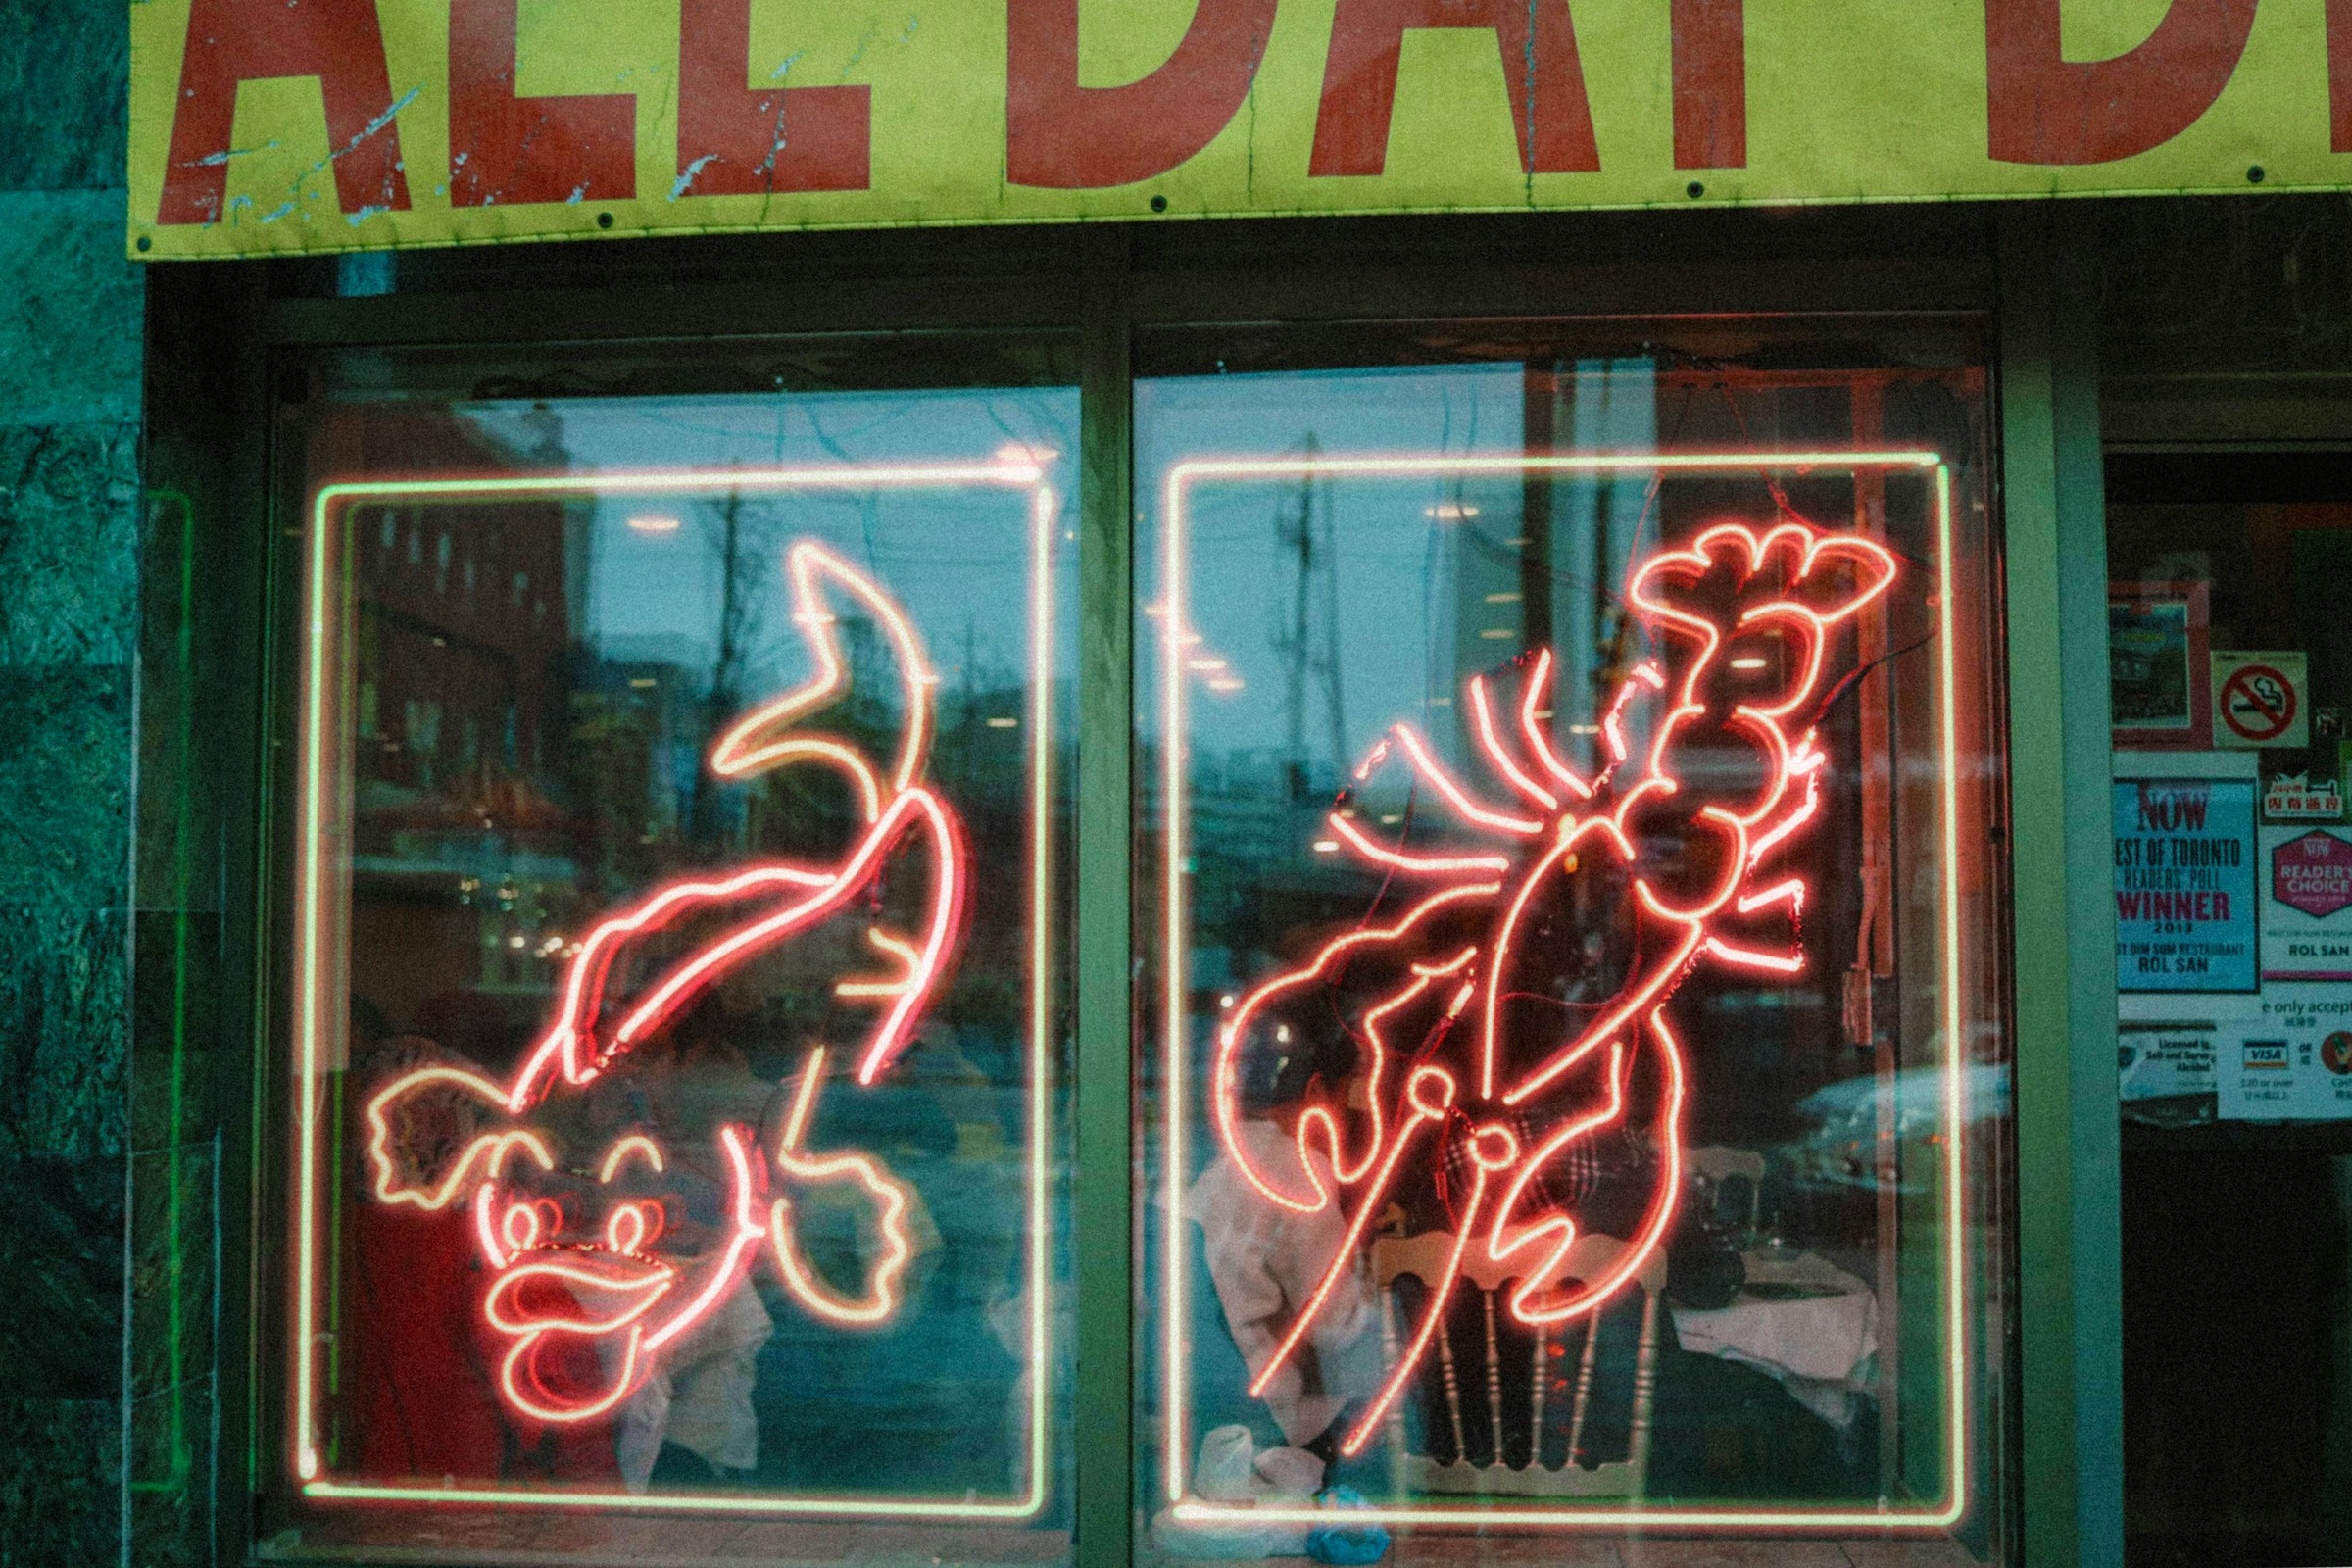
<box><xmin>1995</xmin><ymin>204</ymin><xmax>2125</xmax><ymax>1568</ymax></box>
<box><xmin>127</xmin><ymin>204</ymin><xmax>2119</xmax><ymax>1568</ymax></box>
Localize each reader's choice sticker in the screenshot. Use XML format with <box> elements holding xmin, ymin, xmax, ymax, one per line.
<box><xmin>2261</xmin><ymin>825</ymin><xmax>2352</xmax><ymax>979</ymax></box>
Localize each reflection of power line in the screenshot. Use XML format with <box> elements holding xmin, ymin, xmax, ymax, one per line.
<box><xmin>1271</xmin><ymin>434</ymin><xmax>1346</xmax><ymax>802</ymax></box>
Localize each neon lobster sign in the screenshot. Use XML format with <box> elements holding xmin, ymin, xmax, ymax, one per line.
<box><xmin>1208</xmin><ymin>518</ymin><xmax>1897</xmax><ymax>1458</ymax></box>
<box><xmin>364</xmin><ymin>539</ymin><xmax>962</xmax><ymax>1427</ymax></box>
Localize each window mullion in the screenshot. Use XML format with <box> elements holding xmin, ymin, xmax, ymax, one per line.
<box><xmin>1073</xmin><ymin>230</ymin><xmax>1138</xmax><ymax>1568</ymax></box>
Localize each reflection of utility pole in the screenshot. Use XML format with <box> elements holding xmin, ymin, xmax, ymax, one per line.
<box><xmin>960</xmin><ymin>622</ymin><xmax>981</xmax><ymax>730</ymax></box>
<box><xmin>1273</xmin><ymin>435</ymin><xmax>1346</xmax><ymax>801</ymax></box>
<box><xmin>1521</xmin><ymin>360</ymin><xmax>1557</xmax><ymax>654</ymax></box>
<box><xmin>690</xmin><ymin>489</ymin><xmax>750</xmax><ymax>850</ymax></box>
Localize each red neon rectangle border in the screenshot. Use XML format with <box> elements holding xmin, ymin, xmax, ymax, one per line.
<box><xmin>1157</xmin><ymin>451</ymin><xmax>1976</xmax><ymax>1532</ymax></box>
<box><xmin>292</xmin><ymin>461</ymin><xmax>1059</xmax><ymax>1519</ymax></box>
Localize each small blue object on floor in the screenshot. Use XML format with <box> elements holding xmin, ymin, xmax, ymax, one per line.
<box><xmin>1305</xmin><ymin>1487</ymin><xmax>1390</xmax><ymax>1564</ymax></box>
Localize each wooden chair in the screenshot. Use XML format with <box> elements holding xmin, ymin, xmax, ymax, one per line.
<box><xmin>1367</xmin><ymin>1228</ymin><xmax>1669</xmax><ymax>1497</ymax></box>
<box><xmin>1687</xmin><ymin>1144</ymin><xmax>1766</xmax><ymax>1234</ymax></box>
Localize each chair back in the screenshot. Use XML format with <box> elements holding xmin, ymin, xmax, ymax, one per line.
<box><xmin>1686</xmin><ymin>1145</ymin><xmax>1766</xmax><ymax>1234</ymax></box>
<box><xmin>1367</xmin><ymin>1229</ymin><xmax>1668</xmax><ymax>1497</ymax></box>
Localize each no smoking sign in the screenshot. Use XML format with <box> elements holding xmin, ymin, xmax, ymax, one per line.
<box><xmin>2214</xmin><ymin>650</ymin><xmax>2309</xmax><ymax>750</ymax></box>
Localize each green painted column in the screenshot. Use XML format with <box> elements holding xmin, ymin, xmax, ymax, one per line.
<box><xmin>1074</xmin><ymin>231</ymin><xmax>1138</xmax><ymax>1568</ymax></box>
<box><xmin>2000</xmin><ymin>202</ymin><xmax>2125</xmax><ymax>1568</ymax></box>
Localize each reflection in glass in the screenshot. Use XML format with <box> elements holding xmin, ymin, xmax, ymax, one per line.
<box><xmin>2106</xmin><ymin>452</ymin><xmax>2352</xmax><ymax>1568</ymax></box>
<box><xmin>278</xmin><ymin>363</ymin><xmax>1075</xmax><ymax>1564</ymax></box>
<box><xmin>1138</xmin><ymin>341</ymin><xmax>2009</xmax><ymax>1558</ymax></box>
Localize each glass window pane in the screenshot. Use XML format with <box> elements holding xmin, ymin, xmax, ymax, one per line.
<box><xmin>2106</xmin><ymin>449</ymin><xmax>2352</xmax><ymax>1568</ymax></box>
<box><xmin>270</xmin><ymin>343</ymin><xmax>1076</xmax><ymax>1564</ymax></box>
<box><xmin>1135</xmin><ymin>328</ymin><xmax>2011</xmax><ymax>1560</ymax></box>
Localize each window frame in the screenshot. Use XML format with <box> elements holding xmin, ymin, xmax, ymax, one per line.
<box><xmin>129</xmin><ymin>206</ymin><xmax>2116</xmax><ymax>1568</ymax></box>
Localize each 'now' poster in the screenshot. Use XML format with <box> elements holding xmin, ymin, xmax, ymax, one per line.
<box><xmin>2115</xmin><ymin>777</ymin><xmax>2258</xmax><ymax>994</ymax></box>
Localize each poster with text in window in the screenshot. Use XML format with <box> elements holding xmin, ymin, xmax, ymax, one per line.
<box><xmin>2117</xmin><ymin>990</ymin><xmax>2260</xmax><ymax>1102</ymax></box>
<box><xmin>2216</xmin><ymin>985</ymin><xmax>2352</xmax><ymax>1120</ymax></box>
<box><xmin>2115</xmin><ymin>778</ymin><xmax>2258</xmax><ymax>993</ymax></box>
<box><xmin>2110</xmin><ymin>582</ymin><xmax>2210</xmax><ymax>750</ymax></box>
<box><xmin>2261</xmin><ymin>825</ymin><xmax>2352</xmax><ymax>980</ymax></box>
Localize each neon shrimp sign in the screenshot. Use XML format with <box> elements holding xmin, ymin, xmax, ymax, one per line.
<box><xmin>1206</xmin><ymin>517</ymin><xmax>1898</xmax><ymax>1459</ymax></box>
<box><xmin>364</xmin><ymin>539</ymin><xmax>962</xmax><ymax>1428</ymax></box>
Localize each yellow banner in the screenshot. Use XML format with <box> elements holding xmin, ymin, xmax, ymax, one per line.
<box><xmin>128</xmin><ymin>0</ymin><xmax>2352</xmax><ymax>260</ymax></box>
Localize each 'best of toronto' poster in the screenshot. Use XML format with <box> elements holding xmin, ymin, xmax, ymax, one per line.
<box><xmin>2115</xmin><ymin>778</ymin><xmax>2259</xmax><ymax>993</ymax></box>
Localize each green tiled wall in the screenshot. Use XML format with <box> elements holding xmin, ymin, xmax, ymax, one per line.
<box><xmin>0</xmin><ymin>0</ymin><xmax>146</xmax><ymax>1560</ymax></box>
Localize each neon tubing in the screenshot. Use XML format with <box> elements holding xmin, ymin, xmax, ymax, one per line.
<box><xmin>1389</xmin><ymin>724</ymin><xmax>1544</xmax><ymax>836</ymax></box>
<box><xmin>607</xmin><ymin>791</ymin><xmax>961</xmax><ymax>1087</ymax></box>
<box><xmin>483</xmin><ymin>1254</ymin><xmax>677</xmax><ymax>1424</ymax></box>
<box><xmin>1468</xmin><ymin>675</ymin><xmax>1558</xmax><ymax>810</ymax></box>
<box><xmin>473</xmin><ymin>1185</ymin><xmax>508</xmax><ymax>1267</ymax></box>
<box><xmin>1326</xmin><ymin>811</ymin><xmax>1510</xmax><ymax>877</ymax></box>
<box><xmin>596</xmin><ymin>1135</ymin><xmax>666</xmax><ymax>1184</ymax></box>
<box><xmin>483</xmin><ymin>1257</ymin><xmax>676</xmax><ymax>1338</ymax></box>
<box><xmin>362</xmin><ymin>1066</ymin><xmax>555</xmax><ymax>1209</ymax></box>
<box><xmin>767</xmin><ymin>1048</ymin><xmax>917</xmax><ymax>1327</ymax></box>
<box><xmin>299</xmin><ymin>460</ymin><xmax>1058</xmax><ymax>1517</ymax></box>
<box><xmin>1249</xmin><ymin>1067</ymin><xmax>1456</xmax><ymax>1400</ymax></box>
<box><xmin>1476</xmin><ymin>832</ymin><xmax>1585</xmax><ymax>1100</ymax></box>
<box><xmin>1736</xmin><ymin>877</ymin><xmax>1807</xmax><ymax>918</ymax></box>
<box><xmin>498</xmin><ymin>1200</ymin><xmax>541</xmax><ymax>1257</ymax></box>
<box><xmin>1498</xmin><ymin>915</ymin><xmax>1701</xmax><ymax>1109</ymax></box>
<box><xmin>1292</xmin><ymin>946</ymin><xmax>1476</xmax><ymax>1189</ymax></box>
<box><xmin>1163</xmin><ymin>451</ymin><xmax>1968</xmax><ymax>1530</ymax></box>
<box><xmin>1341</xmin><ymin>1154</ymin><xmax>1488</xmax><ymax>1457</ymax></box>
<box><xmin>605</xmin><ymin>1203</ymin><xmax>653</xmax><ymax>1257</ymax></box>
<box><xmin>1703</xmin><ymin>936</ymin><xmax>1808</xmax><ymax>974</ymax></box>
<box><xmin>1212</xmin><ymin>883</ymin><xmax>1499</xmax><ymax>1212</ymax></box>
<box><xmin>507</xmin><ymin>861</ymin><xmax>834</xmax><ymax>1104</ymax></box>
<box><xmin>1491</xmin><ymin>1013</ymin><xmax>1687</xmax><ymax>1327</ymax></box>
<box><xmin>644</xmin><ymin>1125</ymin><xmax>770</xmax><ymax>1354</ymax></box>
<box><xmin>709</xmin><ymin>539</ymin><xmax>940</xmax><ymax>796</ymax></box>
<box><xmin>1516</xmin><ymin>650</ymin><xmax>1592</xmax><ymax>799</ymax></box>
<box><xmin>834</xmin><ymin>927</ymin><xmax>926</xmax><ymax>1000</ymax></box>
<box><xmin>498</xmin><ymin>1327</ymin><xmax>648</xmax><ymax>1426</ymax></box>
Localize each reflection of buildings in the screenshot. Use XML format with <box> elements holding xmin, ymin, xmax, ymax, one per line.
<box><xmin>1166</xmin><ymin>744</ymin><xmax>1352</xmax><ymax>996</ymax></box>
<box><xmin>356</xmin><ymin>494</ymin><xmax>573</xmax><ymax>798</ymax></box>
<box><xmin>1269</xmin><ymin>449</ymin><xmax>1347</xmax><ymax>801</ymax></box>
<box><xmin>1194</xmin><ymin>747</ymin><xmax>1327</xmax><ymax>868</ymax></box>
<box><xmin>1444</xmin><ymin>489</ymin><xmax>1527</xmax><ymax>719</ymax></box>
<box><xmin>347</xmin><ymin>411</ymin><xmax>583</xmax><ymax>1045</ymax></box>
<box><xmin>346</xmin><ymin>448</ymin><xmax>1060</xmax><ymax>1062</ymax></box>
<box><xmin>1434</xmin><ymin>365</ymin><xmax>1654</xmax><ymax>776</ymax></box>
<box><xmin>1171</xmin><ymin>363</ymin><xmax>1944</xmax><ymax>1163</ymax></box>
<box><xmin>573</xmin><ymin>654</ymin><xmax>706</xmax><ymax>855</ymax></box>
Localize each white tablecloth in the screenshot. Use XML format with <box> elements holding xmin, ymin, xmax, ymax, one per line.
<box><xmin>1670</xmin><ymin>1250</ymin><xmax>1879</xmax><ymax>1428</ymax></box>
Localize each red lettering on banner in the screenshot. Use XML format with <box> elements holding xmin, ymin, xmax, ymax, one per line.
<box><xmin>1671</xmin><ymin>0</ymin><xmax>1746</xmax><ymax>169</ymax></box>
<box><xmin>1985</xmin><ymin>0</ymin><xmax>2258</xmax><ymax>165</ymax></box>
<box><xmin>450</xmin><ymin>0</ymin><xmax>635</xmax><ymax>206</ymax></box>
<box><xmin>677</xmin><ymin>0</ymin><xmax>869</xmax><ymax>195</ymax></box>
<box><xmin>1006</xmin><ymin>0</ymin><xmax>1277</xmax><ymax>188</ymax></box>
<box><xmin>1309</xmin><ymin>0</ymin><xmax>1598</xmax><ymax>177</ymax></box>
<box><xmin>157</xmin><ymin>0</ymin><xmax>409</xmax><ymax>224</ymax></box>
